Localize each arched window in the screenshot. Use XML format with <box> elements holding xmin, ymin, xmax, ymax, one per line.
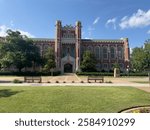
<box><xmin>94</xmin><ymin>46</ymin><xmax>100</xmax><ymax>59</ymax></box>
<box><xmin>87</xmin><ymin>46</ymin><xmax>93</xmax><ymax>52</ymax></box>
<box><xmin>103</xmin><ymin>46</ymin><xmax>108</xmax><ymax>59</ymax></box>
<box><xmin>118</xmin><ymin>46</ymin><xmax>123</xmax><ymax>59</ymax></box>
<box><xmin>110</xmin><ymin>47</ymin><xmax>115</xmax><ymax>59</ymax></box>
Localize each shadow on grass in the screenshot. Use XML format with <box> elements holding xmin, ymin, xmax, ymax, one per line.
<box><xmin>0</xmin><ymin>80</ymin><xmax>11</xmax><ymax>83</ymax></box>
<box><xmin>0</xmin><ymin>89</ymin><xmax>23</xmax><ymax>98</ymax></box>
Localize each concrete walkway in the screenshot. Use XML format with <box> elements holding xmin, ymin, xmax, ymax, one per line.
<box><xmin>0</xmin><ymin>74</ymin><xmax>149</xmax><ymax>92</ymax></box>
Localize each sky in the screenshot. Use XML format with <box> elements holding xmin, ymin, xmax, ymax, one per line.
<box><xmin>0</xmin><ymin>0</ymin><xmax>150</xmax><ymax>48</ymax></box>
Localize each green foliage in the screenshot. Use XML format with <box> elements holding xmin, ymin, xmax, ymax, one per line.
<box><xmin>131</xmin><ymin>41</ymin><xmax>150</xmax><ymax>72</ymax></box>
<box><xmin>76</xmin><ymin>71</ymin><xmax>148</xmax><ymax>76</ymax></box>
<box><xmin>42</xmin><ymin>48</ymin><xmax>56</xmax><ymax>73</ymax></box>
<box><xmin>0</xmin><ymin>29</ymin><xmax>41</xmax><ymax>72</ymax></box>
<box><xmin>131</xmin><ymin>47</ymin><xmax>146</xmax><ymax>71</ymax></box>
<box><xmin>13</xmin><ymin>79</ymin><xmax>22</xmax><ymax>83</ymax></box>
<box><xmin>113</xmin><ymin>63</ymin><xmax>120</xmax><ymax>69</ymax></box>
<box><xmin>0</xmin><ymin>71</ymin><xmax>61</xmax><ymax>76</ymax></box>
<box><xmin>80</xmin><ymin>51</ymin><xmax>97</xmax><ymax>72</ymax></box>
<box><xmin>76</xmin><ymin>72</ymin><xmax>113</xmax><ymax>76</ymax></box>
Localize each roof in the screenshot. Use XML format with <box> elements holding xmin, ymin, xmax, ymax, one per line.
<box><xmin>32</xmin><ymin>38</ymin><xmax>54</xmax><ymax>42</ymax></box>
<box><xmin>82</xmin><ymin>39</ymin><xmax>124</xmax><ymax>43</ymax></box>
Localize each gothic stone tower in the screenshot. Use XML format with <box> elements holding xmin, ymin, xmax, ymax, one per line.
<box><xmin>55</xmin><ymin>20</ymin><xmax>81</xmax><ymax>73</ymax></box>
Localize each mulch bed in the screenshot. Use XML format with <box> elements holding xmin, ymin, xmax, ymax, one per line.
<box><xmin>119</xmin><ymin>105</ymin><xmax>150</xmax><ymax>113</ymax></box>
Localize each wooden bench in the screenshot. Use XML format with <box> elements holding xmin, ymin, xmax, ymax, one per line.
<box><xmin>24</xmin><ymin>76</ymin><xmax>42</xmax><ymax>83</ymax></box>
<box><xmin>87</xmin><ymin>76</ymin><xmax>104</xmax><ymax>83</ymax></box>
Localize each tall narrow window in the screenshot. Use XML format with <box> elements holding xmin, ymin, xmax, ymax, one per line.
<box><xmin>110</xmin><ymin>47</ymin><xmax>115</xmax><ymax>59</ymax></box>
<box><xmin>118</xmin><ymin>46</ymin><xmax>123</xmax><ymax>59</ymax></box>
<box><xmin>87</xmin><ymin>46</ymin><xmax>93</xmax><ymax>52</ymax></box>
<box><xmin>95</xmin><ymin>46</ymin><xmax>100</xmax><ymax>59</ymax></box>
<box><xmin>103</xmin><ymin>46</ymin><xmax>108</xmax><ymax>59</ymax></box>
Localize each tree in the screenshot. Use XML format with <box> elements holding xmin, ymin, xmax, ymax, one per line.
<box><xmin>43</xmin><ymin>47</ymin><xmax>56</xmax><ymax>75</ymax></box>
<box><xmin>131</xmin><ymin>40</ymin><xmax>150</xmax><ymax>72</ymax></box>
<box><xmin>131</xmin><ymin>47</ymin><xmax>146</xmax><ymax>71</ymax></box>
<box><xmin>144</xmin><ymin>40</ymin><xmax>150</xmax><ymax>70</ymax></box>
<box><xmin>0</xmin><ymin>29</ymin><xmax>41</xmax><ymax>72</ymax></box>
<box><xmin>80</xmin><ymin>51</ymin><xmax>96</xmax><ymax>72</ymax></box>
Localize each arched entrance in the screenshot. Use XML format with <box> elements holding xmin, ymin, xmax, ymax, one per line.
<box><xmin>64</xmin><ymin>63</ymin><xmax>73</xmax><ymax>73</ymax></box>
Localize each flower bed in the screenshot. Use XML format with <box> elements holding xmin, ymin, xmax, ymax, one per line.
<box><xmin>119</xmin><ymin>106</ymin><xmax>150</xmax><ymax>113</ymax></box>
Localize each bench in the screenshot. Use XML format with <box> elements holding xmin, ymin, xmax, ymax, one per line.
<box><xmin>87</xmin><ymin>76</ymin><xmax>104</xmax><ymax>83</ymax></box>
<box><xmin>24</xmin><ymin>76</ymin><xmax>42</xmax><ymax>83</ymax></box>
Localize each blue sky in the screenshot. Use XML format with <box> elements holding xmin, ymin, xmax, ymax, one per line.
<box><xmin>0</xmin><ymin>0</ymin><xmax>150</xmax><ymax>48</ymax></box>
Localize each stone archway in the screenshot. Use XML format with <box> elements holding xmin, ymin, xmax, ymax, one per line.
<box><xmin>64</xmin><ymin>63</ymin><xmax>73</xmax><ymax>73</ymax></box>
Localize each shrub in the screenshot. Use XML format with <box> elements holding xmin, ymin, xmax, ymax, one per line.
<box><xmin>0</xmin><ymin>71</ymin><xmax>61</xmax><ymax>76</ymax></box>
<box><xmin>81</xmin><ymin>81</ymin><xmax>84</xmax><ymax>83</ymax></box>
<box><xmin>76</xmin><ymin>72</ymin><xmax>113</xmax><ymax>76</ymax></box>
<box><xmin>13</xmin><ymin>79</ymin><xmax>22</xmax><ymax>83</ymax></box>
<box><xmin>76</xmin><ymin>71</ymin><xmax>148</xmax><ymax>77</ymax></box>
<box><xmin>105</xmin><ymin>81</ymin><xmax>112</xmax><ymax>83</ymax></box>
<box><xmin>56</xmin><ymin>81</ymin><xmax>59</xmax><ymax>83</ymax></box>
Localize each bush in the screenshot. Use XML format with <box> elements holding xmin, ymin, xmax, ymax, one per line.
<box><xmin>120</xmin><ymin>72</ymin><xmax>148</xmax><ymax>76</ymax></box>
<box><xmin>76</xmin><ymin>72</ymin><xmax>113</xmax><ymax>76</ymax></box>
<box><xmin>56</xmin><ymin>81</ymin><xmax>59</xmax><ymax>83</ymax></box>
<box><xmin>0</xmin><ymin>71</ymin><xmax>61</xmax><ymax>76</ymax></box>
<box><xmin>76</xmin><ymin>71</ymin><xmax>149</xmax><ymax>77</ymax></box>
<box><xmin>13</xmin><ymin>79</ymin><xmax>22</xmax><ymax>83</ymax></box>
<box><xmin>105</xmin><ymin>81</ymin><xmax>112</xmax><ymax>83</ymax></box>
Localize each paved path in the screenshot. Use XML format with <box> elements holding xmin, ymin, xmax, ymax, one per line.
<box><xmin>0</xmin><ymin>74</ymin><xmax>149</xmax><ymax>92</ymax></box>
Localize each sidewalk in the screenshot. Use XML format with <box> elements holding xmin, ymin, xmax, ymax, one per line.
<box><xmin>0</xmin><ymin>74</ymin><xmax>149</xmax><ymax>92</ymax></box>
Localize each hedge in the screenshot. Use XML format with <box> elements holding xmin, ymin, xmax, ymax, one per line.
<box><xmin>0</xmin><ymin>71</ymin><xmax>61</xmax><ymax>76</ymax></box>
<box><xmin>76</xmin><ymin>72</ymin><xmax>149</xmax><ymax>76</ymax></box>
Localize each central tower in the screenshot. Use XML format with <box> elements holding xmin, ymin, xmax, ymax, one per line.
<box><xmin>55</xmin><ymin>20</ymin><xmax>82</xmax><ymax>73</ymax></box>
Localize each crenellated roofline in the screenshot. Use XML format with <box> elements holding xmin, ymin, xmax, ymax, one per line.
<box><xmin>82</xmin><ymin>39</ymin><xmax>125</xmax><ymax>43</ymax></box>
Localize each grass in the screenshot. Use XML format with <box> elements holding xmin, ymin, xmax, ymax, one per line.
<box><xmin>0</xmin><ymin>86</ymin><xmax>150</xmax><ymax>113</ymax></box>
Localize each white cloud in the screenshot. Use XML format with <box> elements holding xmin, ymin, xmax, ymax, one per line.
<box><xmin>0</xmin><ymin>24</ymin><xmax>35</xmax><ymax>38</ymax></box>
<box><xmin>130</xmin><ymin>48</ymin><xmax>133</xmax><ymax>54</ymax></box>
<box><xmin>93</xmin><ymin>17</ymin><xmax>100</xmax><ymax>25</ymax></box>
<box><xmin>0</xmin><ymin>25</ymin><xmax>8</xmax><ymax>37</ymax></box>
<box><xmin>106</xmin><ymin>18</ymin><xmax>117</xmax><ymax>30</ymax></box>
<box><xmin>87</xmin><ymin>26</ymin><xmax>95</xmax><ymax>37</ymax></box>
<box><xmin>119</xmin><ymin>9</ymin><xmax>150</xmax><ymax>29</ymax></box>
<box><xmin>147</xmin><ymin>30</ymin><xmax>150</xmax><ymax>34</ymax></box>
<box><xmin>17</xmin><ymin>29</ymin><xmax>35</xmax><ymax>38</ymax></box>
<box><xmin>10</xmin><ymin>20</ymin><xmax>14</xmax><ymax>27</ymax></box>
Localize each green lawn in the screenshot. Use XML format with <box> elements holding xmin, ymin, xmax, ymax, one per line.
<box><xmin>0</xmin><ymin>86</ymin><xmax>150</xmax><ymax>113</ymax></box>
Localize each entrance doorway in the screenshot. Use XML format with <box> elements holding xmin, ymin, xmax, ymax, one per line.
<box><xmin>64</xmin><ymin>63</ymin><xmax>73</xmax><ymax>73</ymax></box>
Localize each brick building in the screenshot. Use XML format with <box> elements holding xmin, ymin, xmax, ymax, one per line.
<box><xmin>33</xmin><ymin>20</ymin><xmax>130</xmax><ymax>73</ymax></box>
<box><xmin>0</xmin><ymin>20</ymin><xmax>130</xmax><ymax>73</ymax></box>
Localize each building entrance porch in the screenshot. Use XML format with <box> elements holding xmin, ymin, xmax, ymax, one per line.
<box><xmin>64</xmin><ymin>63</ymin><xmax>73</xmax><ymax>73</ymax></box>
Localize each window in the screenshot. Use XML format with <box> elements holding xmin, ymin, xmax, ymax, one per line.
<box><xmin>103</xmin><ymin>64</ymin><xmax>108</xmax><ymax>69</ymax></box>
<box><xmin>95</xmin><ymin>46</ymin><xmax>100</xmax><ymax>59</ymax></box>
<box><xmin>110</xmin><ymin>47</ymin><xmax>115</xmax><ymax>59</ymax></box>
<box><xmin>103</xmin><ymin>46</ymin><xmax>108</xmax><ymax>59</ymax></box>
<box><xmin>87</xmin><ymin>46</ymin><xmax>93</xmax><ymax>52</ymax></box>
<box><xmin>118</xmin><ymin>46</ymin><xmax>123</xmax><ymax>59</ymax></box>
<box><xmin>96</xmin><ymin>63</ymin><xmax>101</xmax><ymax>71</ymax></box>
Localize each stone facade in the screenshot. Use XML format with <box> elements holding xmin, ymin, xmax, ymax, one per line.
<box><xmin>33</xmin><ymin>20</ymin><xmax>130</xmax><ymax>73</ymax></box>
